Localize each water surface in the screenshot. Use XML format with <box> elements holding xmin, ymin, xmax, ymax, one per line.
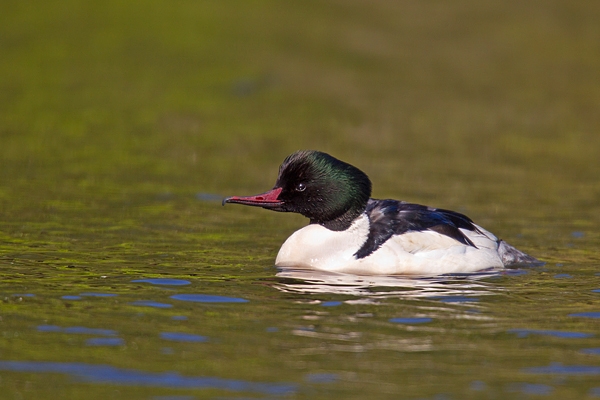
<box><xmin>1</xmin><ymin>1</ymin><xmax>600</xmax><ymax>399</ymax></box>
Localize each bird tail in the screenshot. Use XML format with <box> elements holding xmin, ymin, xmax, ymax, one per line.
<box><xmin>498</xmin><ymin>240</ymin><xmax>544</xmax><ymax>267</ymax></box>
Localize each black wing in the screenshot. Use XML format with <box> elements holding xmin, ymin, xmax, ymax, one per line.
<box><xmin>354</xmin><ymin>199</ymin><xmax>483</xmax><ymax>259</ymax></box>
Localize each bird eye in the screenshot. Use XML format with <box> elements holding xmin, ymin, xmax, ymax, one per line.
<box><xmin>296</xmin><ymin>183</ymin><xmax>306</xmax><ymax>192</ymax></box>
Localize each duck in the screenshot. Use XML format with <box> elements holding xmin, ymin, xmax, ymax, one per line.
<box><xmin>223</xmin><ymin>150</ymin><xmax>541</xmax><ymax>275</ymax></box>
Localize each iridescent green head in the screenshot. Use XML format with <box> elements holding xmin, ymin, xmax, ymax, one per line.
<box><xmin>224</xmin><ymin>150</ymin><xmax>372</xmax><ymax>231</ymax></box>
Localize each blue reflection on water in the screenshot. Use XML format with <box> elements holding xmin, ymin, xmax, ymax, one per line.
<box><xmin>569</xmin><ymin>312</ymin><xmax>600</xmax><ymax>319</ymax></box>
<box><xmin>170</xmin><ymin>294</ymin><xmax>249</xmax><ymax>303</ymax></box>
<box><xmin>132</xmin><ymin>279</ymin><xmax>191</xmax><ymax>286</ymax></box>
<box><xmin>503</xmin><ymin>269</ymin><xmax>529</xmax><ymax>276</ymax></box>
<box><xmin>12</xmin><ymin>293</ymin><xmax>35</xmax><ymax>297</ymax></box>
<box><xmin>321</xmin><ymin>301</ymin><xmax>342</xmax><ymax>307</ymax></box>
<box><xmin>581</xmin><ymin>348</ymin><xmax>600</xmax><ymax>355</ymax></box>
<box><xmin>130</xmin><ymin>301</ymin><xmax>173</xmax><ymax>308</ymax></box>
<box><xmin>506</xmin><ymin>382</ymin><xmax>554</xmax><ymax>395</ymax></box>
<box><xmin>389</xmin><ymin>318</ymin><xmax>433</xmax><ymax>324</ymax></box>
<box><xmin>160</xmin><ymin>332</ymin><xmax>208</xmax><ymax>343</ymax></box>
<box><xmin>524</xmin><ymin>363</ymin><xmax>600</xmax><ymax>375</ymax></box>
<box><xmin>304</xmin><ymin>373</ymin><xmax>338</xmax><ymax>383</ymax></box>
<box><xmin>86</xmin><ymin>338</ymin><xmax>125</xmax><ymax>346</ymax></box>
<box><xmin>37</xmin><ymin>325</ymin><xmax>117</xmax><ymax>336</ymax></box>
<box><xmin>0</xmin><ymin>361</ymin><xmax>297</xmax><ymax>395</ymax></box>
<box><xmin>80</xmin><ymin>293</ymin><xmax>118</xmax><ymax>297</ymax></box>
<box><xmin>61</xmin><ymin>295</ymin><xmax>82</xmax><ymax>300</ymax></box>
<box><xmin>433</xmin><ymin>296</ymin><xmax>479</xmax><ymax>303</ymax></box>
<box><xmin>171</xmin><ymin>316</ymin><xmax>188</xmax><ymax>321</ymax></box>
<box><xmin>553</xmin><ymin>274</ymin><xmax>572</xmax><ymax>279</ymax></box>
<box><xmin>508</xmin><ymin>329</ymin><xmax>593</xmax><ymax>339</ymax></box>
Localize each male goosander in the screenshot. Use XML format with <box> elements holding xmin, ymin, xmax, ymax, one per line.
<box><xmin>223</xmin><ymin>150</ymin><xmax>540</xmax><ymax>275</ymax></box>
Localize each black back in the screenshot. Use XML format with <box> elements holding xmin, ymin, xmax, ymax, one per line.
<box><xmin>354</xmin><ymin>199</ymin><xmax>484</xmax><ymax>259</ymax></box>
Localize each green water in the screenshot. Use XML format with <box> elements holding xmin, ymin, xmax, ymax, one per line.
<box><xmin>2</xmin><ymin>1</ymin><xmax>600</xmax><ymax>399</ymax></box>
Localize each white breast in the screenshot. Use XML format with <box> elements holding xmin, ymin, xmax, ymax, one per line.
<box><xmin>275</xmin><ymin>214</ymin><xmax>371</xmax><ymax>270</ymax></box>
<box><xmin>274</xmin><ymin>214</ymin><xmax>504</xmax><ymax>275</ymax></box>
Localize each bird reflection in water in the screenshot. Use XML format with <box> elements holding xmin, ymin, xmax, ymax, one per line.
<box><xmin>273</xmin><ymin>267</ymin><xmax>505</xmax><ymax>300</ymax></box>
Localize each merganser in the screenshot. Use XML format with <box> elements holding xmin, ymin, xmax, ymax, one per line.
<box><xmin>223</xmin><ymin>150</ymin><xmax>540</xmax><ymax>275</ymax></box>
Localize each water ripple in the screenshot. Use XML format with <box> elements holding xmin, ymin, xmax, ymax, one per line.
<box><xmin>569</xmin><ymin>312</ymin><xmax>600</xmax><ymax>319</ymax></box>
<box><xmin>160</xmin><ymin>332</ymin><xmax>208</xmax><ymax>343</ymax></box>
<box><xmin>508</xmin><ymin>329</ymin><xmax>593</xmax><ymax>339</ymax></box>
<box><xmin>389</xmin><ymin>318</ymin><xmax>433</xmax><ymax>324</ymax></box>
<box><xmin>304</xmin><ymin>373</ymin><xmax>338</xmax><ymax>383</ymax></box>
<box><xmin>320</xmin><ymin>301</ymin><xmax>342</xmax><ymax>307</ymax></box>
<box><xmin>581</xmin><ymin>348</ymin><xmax>600</xmax><ymax>355</ymax></box>
<box><xmin>130</xmin><ymin>301</ymin><xmax>173</xmax><ymax>308</ymax></box>
<box><xmin>86</xmin><ymin>338</ymin><xmax>125</xmax><ymax>346</ymax></box>
<box><xmin>506</xmin><ymin>382</ymin><xmax>554</xmax><ymax>395</ymax></box>
<box><xmin>170</xmin><ymin>294</ymin><xmax>248</xmax><ymax>303</ymax></box>
<box><xmin>132</xmin><ymin>279</ymin><xmax>191</xmax><ymax>286</ymax></box>
<box><xmin>0</xmin><ymin>361</ymin><xmax>297</xmax><ymax>395</ymax></box>
<box><xmin>61</xmin><ymin>295</ymin><xmax>82</xmax><ymax>300</ymax></box>
<box><xmin>37</xmin><ymin>325</ymin><xmax>117</xmax><ymax>336</ymax></box>
<box><xmin>524</xmin><ymin>363</ymin><xmax>600</xmax><ymax>375</ymax></box>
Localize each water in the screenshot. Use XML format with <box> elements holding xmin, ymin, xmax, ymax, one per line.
<box><xmin>2</xmin><ymin>216</ymin><xmax>600</xmax><ymax>399</ymax></box>
<box><xmin>2</xmin><ymin>1</ymin><xmax>600</xmax><ymax>399</ymax></box>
